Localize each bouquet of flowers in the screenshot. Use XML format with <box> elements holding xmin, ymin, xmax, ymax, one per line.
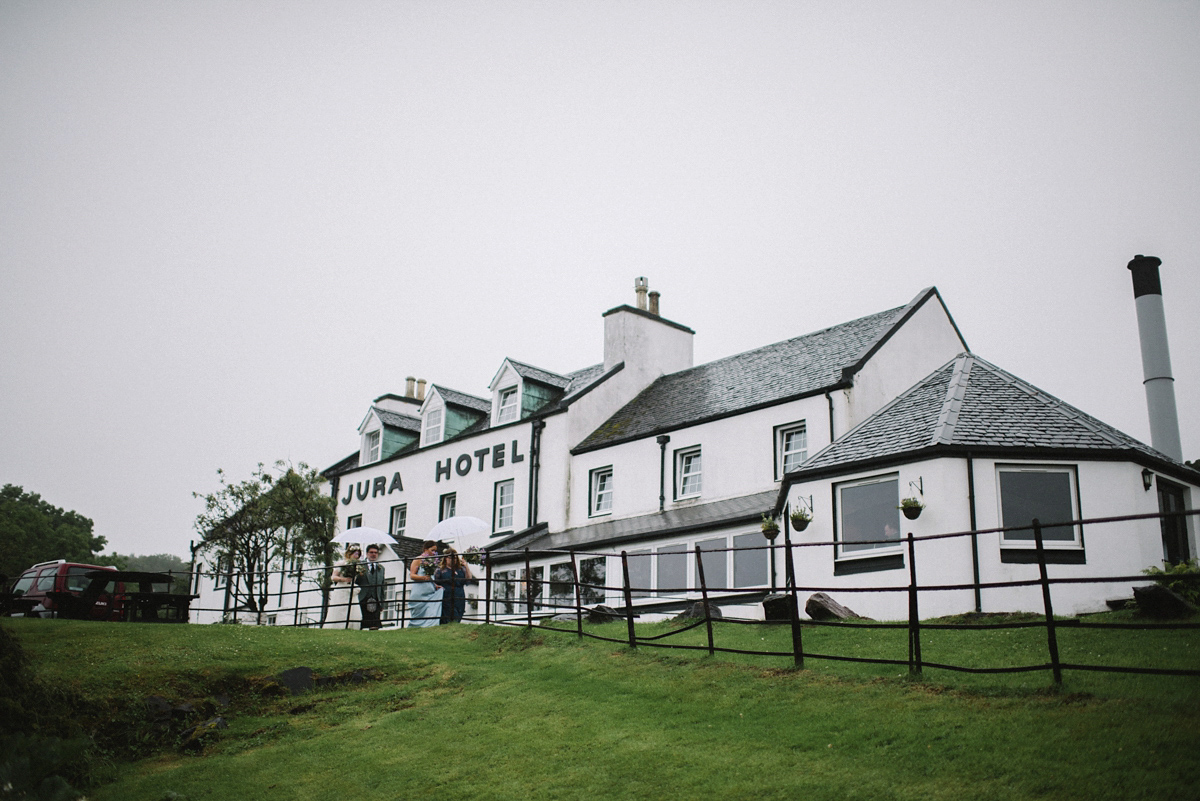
<box><xmin>339</xmin><ymin>558</ymin><xmax>364</xmax><ymax>580</ymax></box>
<box><xmin>419</xmin><ymin>555</ymin><xmax>440</xmax><ymax>577</ymax></box>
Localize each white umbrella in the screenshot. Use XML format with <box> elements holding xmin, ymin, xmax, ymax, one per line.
<box><xmin>427</xmin><ymin>516</ymin><xmax>489</xmax><ymax>548</ymax></box>
<box><xmin>330</xmin><ymin>526</ymin><xmax>393</xmax><ymax>546</ymax></box>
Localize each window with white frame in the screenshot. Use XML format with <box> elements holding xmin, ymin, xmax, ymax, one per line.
<box><xmin>837</xmin><ymin>474</ymin><xmax>901</xmax><ymax>556</ymax></box>
<box><xmin>493</xmin><ymin>569</ymin><xmax>516</xmax><ymax>615</ymax></box>
<box><xmin>655</xmin><ymin>544</ymin><xmax>687</xmax><ymax>597</ymax></box>
<box><xmin>694</xmin><ymin>537</ymin><xmax>727</xmax><ymax>590</ymax></box>
<box><xmin>439</xmin><ymin>493</ymin><xmax>456</xmax><ymax>522</ymax></box>
<box><xmin>997</xmin><ymin>465</ymin><xmax>1080</xmax><ymax>546</ymax></box>
<box><xmin>389</xmin><ymin>504</ymin><xmax>407</xmax><ymax>539</ymax></box>
<box><xmin>423</xmin><ymin>407</ymin><xmax>443</xmax><ymax>446</ymax></box>
<box><xmin>776</xmin><ymin>421</ymin><xmax>808</xmax><ymax>478</ymax></box>
<box><xmin>497</xmin><ymin>387</ymin><xmax>519</xmax><ymax>424</ymax></box>
<box><xmin>675</xmin><ymin>447</ymin><xmax>702</xmax><ymax>499</ymax></box>
<box><xmin>579</xmin><ymin>556</ymin><xmax>606</xmax><ymax>605</ymax></box>
<box><xmin>364</xmin><ymin>429</ymin><xmax>381</xmax><ymax>463</ymax></box>
<box><xmin>627</xmin><ymin>549</ymin><xmax>652</xmax><ymax>598</ymax></box>
<box><xmin>733</xmin><ymin>532</ymin><xmax>769</xmax><ymax>587</ymax></box>
<box><xmin>347</xmin><ymin>514</ymin><xmax>362</xmax><ymax>530</ymax></box>
<box><xmin>590</xmin><ymin>467</ymin><xmax>613</xmax><ymax>516</ymax></box>
<box><xmin>494</xmin><ymin>479</ymin><xmax>515</xmax><ymax>531</ymax></box>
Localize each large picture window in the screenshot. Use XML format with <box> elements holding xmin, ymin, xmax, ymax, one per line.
<box><xmin>590</xmin><ymin>467</ymin><xmax>613</xmax><ymax>516</ymax></box>
<box><xmin>998</xmin><ymin>465</ymin><xmax>1080</xmax><ymax>546</ymax></box>
<box><xmin>837</xmin><ymin>474</ymin><xmax>901</xmax><ymax>556</ymax></box>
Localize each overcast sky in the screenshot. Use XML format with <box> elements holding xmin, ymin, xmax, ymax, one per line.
<box><xmin>2</xmin><ymin>1</ymin><xmax>1197</xmax><ymax>560</ymax></box>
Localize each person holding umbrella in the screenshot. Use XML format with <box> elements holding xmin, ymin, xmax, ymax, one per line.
<box><xmin>355</xmin><ymin>544</ymin><xmax>386</xmax><ymax>630</ymax></box>
<box><xmin>434</xmin><ymin>547</ymin><xmax>474</xmax><ymax>623</ymax></box>
<box><xmin>407</xmin><ymin>541</ymin><xmax>444</xmax><ymax>627</ymax></box>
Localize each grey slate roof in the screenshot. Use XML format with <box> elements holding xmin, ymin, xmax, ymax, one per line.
<box><xmin>506</xmin><ymin>359</ymin><xmax>572</xmax><ymax>390</ymax></box>
<box><xmin>796</xmin><ymin>353</ymin><xmax>1183</xmax><ymax>475</ymax></box>
<box><xmin>373</xmin><ymin>407</ymin><xmax>421</xmax><ymax>432</ymax></box>
<box><xmin>573</xmin><ymin>301</ymin><xmax>921</xmax><ymax>452</ymax></box>
<box><xmin>431</xmin><ymin>385</ymin><xmax>492</xmax><ymax>415</ymax></box>
<box><xmin>497</xmin><ymin>490</ymin><xmax>778</xmax><ymax>556</ymax></box>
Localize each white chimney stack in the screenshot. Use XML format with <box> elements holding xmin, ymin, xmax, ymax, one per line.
<box><xmin>1128</xmin><ymin>255</ymin><xmax>1183</xmax><ymax>461</ymax></box>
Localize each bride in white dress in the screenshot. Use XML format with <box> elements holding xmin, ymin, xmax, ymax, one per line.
<box><xmin>326</xmin><ymin>546</ymin><xmax>363</xmax><ymax>629</ymax></box>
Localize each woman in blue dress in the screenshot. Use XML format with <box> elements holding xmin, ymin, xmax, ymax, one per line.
<box><xmin>406</xmin><ymin>541</ymin><xmax>444</xmax><ymax>627</ymax></box>
<box><xmin>434</xmin><ymin>548</ymin><xmax>474</xmax><ymax>623</ymax></box>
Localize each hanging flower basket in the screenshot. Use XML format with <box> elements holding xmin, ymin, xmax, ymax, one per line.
<box><xmin>899</xmin><ymin>498</ymin><xmax>924</xmax><ymax>520</ymax></box>
<box><xmin>789</xmin><ymin>510</ymin><xmax>812</xmax><ymax>531</ymax></box>
<box><xmin>760</xmin><ymin>513</ymin><xmax>780</xmax><ymax>539</ymax></box>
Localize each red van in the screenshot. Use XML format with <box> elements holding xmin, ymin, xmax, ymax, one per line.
<box><xmin>7</xmin><ymin>560</ymin><xmax>125</xmax><ymax>621</ymax></box>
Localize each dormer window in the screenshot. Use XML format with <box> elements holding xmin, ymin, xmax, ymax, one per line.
<box><xmin>497</xmin><ymin>387</ymin><xmax>519</xmax><ymax>424</ymax></box>
<box><xmin>423</xmin><ymin>407</ymin><xmax>443</xmax><ymax>446</ymax></box>
<box><xmin>364</xmin><ymin>430</ymin><xmax>381</xmax><ymax>463</ymax></box>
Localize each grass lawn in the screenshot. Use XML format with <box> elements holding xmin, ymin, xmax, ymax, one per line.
<box><xmin>5</xmin><ymin>612</ymin><xmax>1199</xmax><ymax>801</ymax></box>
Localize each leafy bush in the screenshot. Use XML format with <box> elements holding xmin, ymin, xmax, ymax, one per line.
<box><xmin>1143</xmin><ymin>559</ymin><xmax>1200</xmax><ymax>605</ymax></box>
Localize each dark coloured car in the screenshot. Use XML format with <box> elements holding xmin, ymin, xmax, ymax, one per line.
<box><xmin>6</xmin><ymin>560</ymin><xmax>125</xmax><ymax>620</ymax></box>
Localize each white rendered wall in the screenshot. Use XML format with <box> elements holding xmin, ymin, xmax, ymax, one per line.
<box><xmin>845</xmin><ymin>296</ymin><xmax>967</xmax><ymax>431</ymax></box>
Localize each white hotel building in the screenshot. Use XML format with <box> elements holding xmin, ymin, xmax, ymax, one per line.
<box><xmin>194</xmin><ymin>279</ymin><xmax>1198</xmax><ymax>625</ymax></box>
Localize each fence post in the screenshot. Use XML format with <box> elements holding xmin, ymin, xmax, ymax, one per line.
<box><xmin>570</xmin><ymin>552</ymin><xmax>583</xmax><ymax>639</ymax></box>
<box><xmin>906</xmin><ymin>533</ymin><xmax>922</xmax><ymax>676</ymax></box>
<box><xmin>484</xmin><ymin>558</ymin><xmax>493</xmax><ymax>625</ymax></box>
<box><xmin>524</xmin><ymin>548</ymin><xmax>534</xmax><ymax>630</ymax></box>
<box><xmin>694</xmin><ymin>545</ymin><xmax>715</xmax><ymax>656</ymax></box>
<box><xmin>1033</xmin><ymin>519</ymin><xmax>1063</xmax><ymax>685</ymax></box>
<box><xmin>783</xmin><ymin>520</ymin><xmax>804</xmax><ymax>669</ymax></box>
<box><xmin>399</xmin><ymin>560</ymin><xmax>409</xmax><ymax>629</ymax></box>
<box><xmin>621</xmin><ymin>551</ymin><xmax>636</xmax><ymax>648</ymax></box>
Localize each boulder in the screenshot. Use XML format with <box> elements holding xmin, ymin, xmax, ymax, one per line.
<box><xmin>586</xmin><ymin>605</ymin><xmax>625</xmax><ymax>624</ymax></box>
<box><xmin>1133</xmin><ymin>584</ymin><xmax>1198</xmax><ymax>619</ymax></box>
<box><xmin>673</xmin><ymin>602</ymin><xmax>723</xmax><ymax>621</ymax></box>
<box><xmin>762</xmin><ymin>593</ymin><xmax>793</xmax><ymax>622</ymax></box>
<box><xmin>804</xmin><ymin>592</ymin><xmax>868</xmax><ymax>621</ymax></box>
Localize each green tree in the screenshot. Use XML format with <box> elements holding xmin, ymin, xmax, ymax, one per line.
<box><xmin>0</xmin><ymin>485</ymin><xmax>107</xmax><ymax>578</ymax></box>
<box><xmin>194</xmin><ymin>462</ymin><xmax>336</xmax><ymax>624</ymax></box>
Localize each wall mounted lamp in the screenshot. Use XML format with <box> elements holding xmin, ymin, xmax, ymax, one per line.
<box><xmin>1142</xmin><ymin>468</ymin><xmax>1155</xmax><ymax>491</ymax></box>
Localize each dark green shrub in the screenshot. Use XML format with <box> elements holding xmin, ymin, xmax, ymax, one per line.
<box><xmin>1143</xmin><ymin>559</ymin><xmax>1200</xmax><ymax>606</ymax></box>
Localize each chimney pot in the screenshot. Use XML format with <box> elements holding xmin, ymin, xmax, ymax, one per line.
<box><xmin>634</xmin><ymin>277</ymin><xmax>649</xmax><ymax>310</ymax></box>
<box><xmin>648</xmin><ymin>290</ymin><xmax>660</xmax><ymax>316</ymax></box>
<box><xmin>405</xmin><ymin>376</ymin><xmax>416</xmax><ymax>398</ymax></box>
<box><xmin>416</xmin><ymin>379</ymin><xmax>427</xmax><ymax>402</ymax></box>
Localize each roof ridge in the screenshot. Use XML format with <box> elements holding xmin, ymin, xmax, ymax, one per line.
<box><xmin>659</xmin><ymin>304</ymin><xmax>908</xmax><ymax>380</ymax></box>
<box><xmin>932</xmin><ymin>353</ymin><xmax>973</xmax><ymax>445</ymax></box>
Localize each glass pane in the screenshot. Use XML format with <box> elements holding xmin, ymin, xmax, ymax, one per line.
<box><xmin>656</xmin><ymin>545</ymin><xmax>687</xmax><ymax>596</ymax></box>
<box><xmin>594</xmin><ymin>471</ymin><xmax>612</xmax><ymax>512</ymax></box>
<box><xmin>840</xmin><ymin>478</ymin><xmax>900</xmax><ymax>552</ymax></box>
<box><xmin>783</xmin><ymin>428</ymin><xmax>807</xmax><ymax>473</ymax></box>
<box><xmin>549</xmin><ymin>562</ymin><xmax>574</xmax><ymax>606</ymax></box>
<box><xmin>680</xmin><ymin>452</ymin><xmax>701</xmax><ymax>495</ymax></box>
<box><xmin>493</xmin><ymin>570</ymin><xmax>515</xmax><ymax>615</ymax></box>
<box><xmin>733</xmin><ymin>532</ymin><xmax>768</xmax><ymax>587</ymax></box>
<box><xmin>627</xmin><ymin>549</ymin><xmax>652</xmax><ymax>598</ymax></box>
<box><xmin>999</xmin><ymin>471</ymin><xmax>1075</xmax><ymax>542</ymax></box>
<box><xmin>694</xmin><ymin>538</ymin><xmax>727</xmax><ymax>591</ymax></box>
<box><xmin>579</xmin><ymin>557</ymin><xmax>606</xmax><ymax>605</ymax></box>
